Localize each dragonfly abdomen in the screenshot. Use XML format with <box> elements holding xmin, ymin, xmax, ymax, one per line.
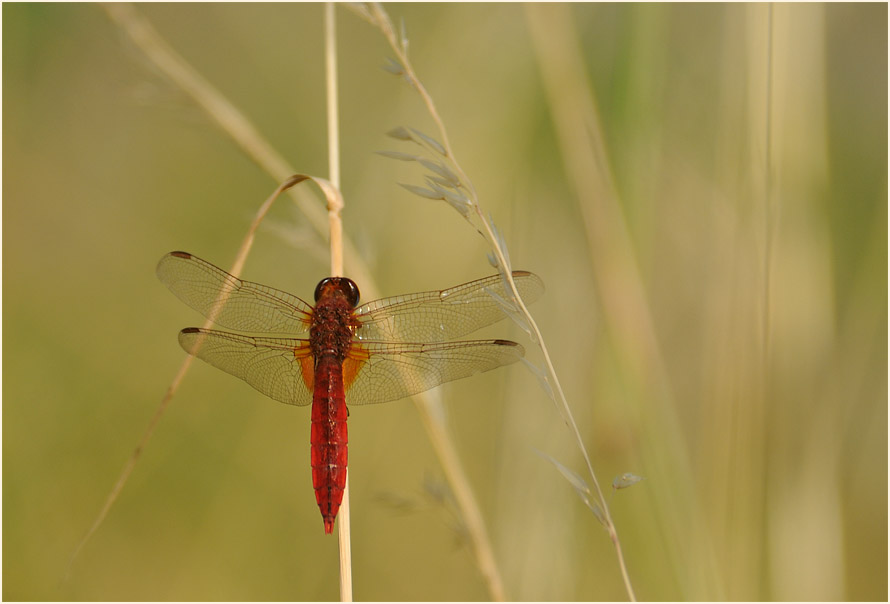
<box><xmin>310</xmin><ymin>355</ymin><xmax>349</xmax><ymax>534</ymax></box>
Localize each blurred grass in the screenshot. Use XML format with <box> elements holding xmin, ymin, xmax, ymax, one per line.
<box><xmin>3</xmin><ymin>3</ymin><xmax>886</xmax><ymax>601</ymax></box>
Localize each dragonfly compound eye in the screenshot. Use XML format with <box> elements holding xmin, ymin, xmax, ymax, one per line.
<box><xmin>336</xmin><ymin>278</ymin><xmax>360</xmax><ymax>307</ymax></box>
<box><xmin>314</xmin><ymin>277</ymin><xmax>334</xmax><ymax>303</ymax></box>
<box><xmin>314</xmin><ymin>277</ymin><xmax>360</xmax><ymax>307</ymax></box>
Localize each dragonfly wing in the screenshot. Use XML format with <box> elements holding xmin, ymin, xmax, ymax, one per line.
<box><xmin>342</xmin><ymin>339</ymin><xmax>525</xmax><ymax>406</ymax></box>
<box><xmin>158</xmin><ymin>252</ymin><xmax>314</xmax><ymax>334</ymax></box>
<box><xmin>353</xmin><ymin>271</ymin><xmax>544</xmax><ymax>343</ymax></box>
<box><xmin>179</xmin><ymin>328</ymin><xmax>314</xmax><ymax>406</ymax></box>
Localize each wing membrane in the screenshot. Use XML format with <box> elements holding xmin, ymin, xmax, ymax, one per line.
<box><xmin>343</xmin><ymin>339</ymin><xmax>525</xmax><ymax>406</ymax></box>
<box><xmin>179</xmin><ymin>328</ymin><xmax>313</xmax><ymax>406</ymax></box>
<box><xmin>163</xmin><ymin>257</ymin><xmax>541</xmax><ymax>409</ymax></box>
<box><xmin>157</xmin><ymin>252</ymin><xmax>313</xmax><ymax>334</ymax></box>
<box><xmin>179</xmin><ymin>329</ymin><xmax>524</xmax><ymax>408</ymax></box>
<box><xmin>354</xmin><ymin>271</ymin><xmax>544</xmax><ymax>343</ymax></box>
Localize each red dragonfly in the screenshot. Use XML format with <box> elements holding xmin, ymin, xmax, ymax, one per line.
<box><xmin>157</xmin><ymin>251</ymin><xmax>543</xmax><ymax>533</ymax></box>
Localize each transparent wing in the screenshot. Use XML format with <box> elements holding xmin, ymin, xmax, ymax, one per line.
<box><xmin>353</xmin><ymin>271</ymin><xmax>544</xmax><ymax>343</ymax></box>
<box><xmin>343</xmin><ymin>339</ymin><xmax>525</xmax><ymax>406</ymax></box>
<box><xmin>157</xmin><ymin>251</ymin><xmax>313</xmax><ymax>334</ymax></box>
<box><xmin>178</xmin><ymin>329</ymin><xmax>524</xmax><ymax>408</ymax></box>
<box><xmin>179</xmin><ymin>328</ymin><xmax>314</xmax><ymax>406</ymax></box>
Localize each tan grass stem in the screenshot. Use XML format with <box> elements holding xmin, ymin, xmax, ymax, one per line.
<box><xmin>524</xmin><ymin>3</ymin><xmax>715</xmax><ymax>599</ymax></box>
<box><xmin>357</xmin><ymin>5</ymin><xmax>512</xmax><ymax>599</ymax></box>
<box><xmin>324</xmin><ymin>3</ymin><xmax>353</xmax><ymax>601</ymax></box>
<box><xmin>84</xmin><ymin>6</ymin><xmax>498</xmax><ymax>600</ymax></box>
<box><xmin>68</xmin><ymin>173</ymin><xmax>309</xmax><ymax>577</ymax></box>
<box><xmin>361</xmin><ymin>2</ymin><xmax>638</xmax><ymax>599</ymax></box>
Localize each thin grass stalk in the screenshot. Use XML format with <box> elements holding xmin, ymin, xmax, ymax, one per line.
<box><xmin>411</xmin><ymin>391</ymin><xmax>506</xmax><ymax>601</ymax></box>
<box><xmin>324</xmin><ymin>3</ymin><xmax>353</xmax><ymax>601</ymax></box>
<box><xmin>353</xmin><ymin>6</ymin><xmax>514</xmax><ymax>600</ymax></box>
<box><xmin>524</xmin><ymin>3</ymin><xmax>720</xmax><ymax>598</ymax></box>
<box><xmin>757</xmin><ymin>9</ymin><xmax>776</xmax><ymax>593</ymax></box>
<box><xmin>761</xmin><ymin>3</ymin><xmax>776</xmax><ymax>383</ymax></box>
<box><xmin>102</xmin><ymin>3</ymin><xmax>330</xmax><ymax>250</ymax></box>
<box><xmin>757</xmin><ymin>6</ymin><xmax>841</xmax><ymax>599</ymax></box>
<box><xmin>86</xmin><ymin>5</ymin><xmax>499</xmax><ymax>599</ymax></box>
<box><xmin>361</xmin><ymin>3</ymin><xmax>635</xmax><ymax>599</ymax></box>
<box><xmin>68</xmin><ymin>173</ymin><xmax>309</xmax><ymax>576</ymax></box>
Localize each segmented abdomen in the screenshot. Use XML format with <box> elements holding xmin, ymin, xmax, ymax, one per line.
<box><xmin>310</xmin><ymin>355</ymin><xmax>349</xmax><ymax>534</ymax></box>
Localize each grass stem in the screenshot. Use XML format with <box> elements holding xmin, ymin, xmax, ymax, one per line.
<box><xmin>363</xmin><ymin>2</ymin><xmax>636</xmax><ymax>599</ymax></box>
<box><xmin>87</xmin><ymin>6</ymin><xmax>494</xmax><ymax>601</ymax></box>
<box><xmin>324</xmin><ymin>3</ymin><xmax>354</xmax><ymax>601</ymax></box>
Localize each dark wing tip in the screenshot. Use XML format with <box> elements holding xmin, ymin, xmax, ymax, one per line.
<box><xmin>492</xmin><ymin>338</ymin><xmax>525</xmax><ymax>360</ymax></box>
<box><xmin>512</xmin><ymin>269</ymin><xmax>544</xmax><ymax>287</ymax></box>
<box><xmin>157</xmin><ymin>251</ymin><xmax>194</xmax><ymax>278</ymax></box>
<box><xmin>180</xmin><ymin>327</ymin><xmax>201</xmax><ymax>334</ymax></box>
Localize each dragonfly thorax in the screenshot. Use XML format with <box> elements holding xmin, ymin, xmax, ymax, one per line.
<box><xmin>310</xmin><ymin>296</ymin><xmax>355</xmax><ymax>361</ymax></box>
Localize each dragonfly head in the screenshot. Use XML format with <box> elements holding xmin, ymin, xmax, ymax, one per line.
<box><xmin>315</xmin><ymin>277</ymin><xmax>360</xmax><ymax>308</ymax></box>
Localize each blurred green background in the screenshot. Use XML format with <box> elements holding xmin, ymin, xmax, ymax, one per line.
<box><xmin>3</xmin><ymin>3</ymin><xmax>886</xmax><ymax>601</ymax></box>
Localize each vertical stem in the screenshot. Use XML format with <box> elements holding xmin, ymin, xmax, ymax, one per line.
<box><xmin>326</xmin><ymin>3</ymin><xmax>341</xmax><ymax>199</ymax></box>
<box><xmin>761</xmin><ymin>3</ymin><xmax>775</xmax><ymax>382</ymax></box>
<box><xmin>325</xmin><ymin>3</ymin><xmax>352</xmax><ymax>601</ymax></box>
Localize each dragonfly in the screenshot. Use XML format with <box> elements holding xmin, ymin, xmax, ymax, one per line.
<box><xmin>157</xmin><ymin>251</ymin><xmax>544</xmax><ymax>533</ymax></box>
